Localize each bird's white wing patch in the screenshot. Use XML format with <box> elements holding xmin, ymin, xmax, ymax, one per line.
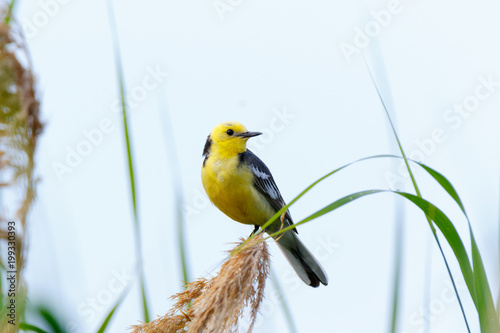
<box><xmin>251</xmin><ymin>165</ymin><xmax>270</xmax><ymax>180</ymax></box>
<box><xmin>251</xmin><ymin>165</ymin><xmax>279</xmax><ymax>199</ymax></box>
<box><xmin>262</xmin><ymin>179</ymin><xmax>279</xmax><ymax>199</ymax></box>
<box><xmin>241</xmin><ymin>150</ymin><xmax>297</xmax><ymax>233</ymax></box>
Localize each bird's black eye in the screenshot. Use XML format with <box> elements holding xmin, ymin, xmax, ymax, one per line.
<box><xmin>226</xmin><ymin>129</ymin><xmax>234</xmax><ymax>136</ymax></box>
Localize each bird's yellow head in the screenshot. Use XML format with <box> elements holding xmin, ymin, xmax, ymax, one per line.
<box><xmin>203</xmin><ymin>121</ymin><xmax>262</xmax><ymax>159</ymax></box>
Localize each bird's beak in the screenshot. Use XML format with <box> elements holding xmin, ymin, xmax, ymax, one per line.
<box><xmin>238</xmin><ymin>131</ymin><xmax>262</xmax><ymax>138</ymax></box>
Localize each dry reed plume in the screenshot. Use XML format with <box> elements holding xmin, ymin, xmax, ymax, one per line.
<box><xmin>0</xmin><ymin>7</ymin><xmax>42</xmax><ymax>332</ymax></box>
<box><xmin>131</xmin><ymin>235</ymin><xmax>269</xmax><ymax>333</ymax></box>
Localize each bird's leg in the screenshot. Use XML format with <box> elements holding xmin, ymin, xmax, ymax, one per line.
<box><xmin>248</xmin><ymin>225</ymin><xmax>260</xmax><ymax>238</ymax></box>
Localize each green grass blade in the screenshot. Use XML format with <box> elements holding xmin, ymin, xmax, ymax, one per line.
<box><xmin>361</xmin><ymin>59</ymin><xmax>428</xmax><ymax>333</ymax></box>
<box><xmin>363</xmin><ymin>58</ymin><xmax>470</xmax><ymax>332</ymax></box>
<box><xmin>498</xmin><ymin>290</ymin><xmax>500</xmax><ymax>321</ymax></box>
<box><xmin>497</xmin><ymin>288</ymin><xmax>500</xmax><ymax>323</ymax></box>
<box><xmin>234</xmin><ymin>151</ymin><xmax>493</xmax><ymax>330</ymax></box>
<box><xmin>368</xmin><ymin>56</ymin><xmax>405</xmax><ymax>333</ymax></box>
<box><xmin>265</xmin><ymin>190</ymin><xmax>461</xmax><ymax>253</ymax></box>
<box><xmin>176</xmin><ymin>203</ymin><xmax>190</xmax><ymax>286</ymax></box>
<box><xmin>394</xmin><ymin>193</ymin><xmax>475</xmax><ymax>293</ymax></box>
<box><xmin>389</xmin><ymin>203</ymin><xmax>404</xmax><ymax>333</ymax></box>
<box><xmin>237</xmin><ymin>153</ymin><xmax>458</xmax><ymax>252</ymax></box>
<box><xmin>5</xmin><ymin>0</ymin><xmax>17</xmax><ymax>24</ymax></box>
<box><xmin>34</xmin><ymin>305</ymin><xmax>64</xmax><ymax>333</ymax></box>
<box><xmin>270</xmin><ymin>268</ymin><xmax>298</xmax><ymax>333</ymax></box>
<box><xmin>96</xmin><ymin>285</ymin><xmax>131</xmax><ymax>333</ymax></box>
<box><xmin>423</xmin><ymin>237</ymin><xmax>433</xmax><ymax>333</ymax></box>
<box><xmin>362</xmin><ymin>56</ymin><xmax>420</xmax><ymax>200</ymax></box>
<box><xmin>236</xmin><ymin>153</ymin><xmax>426</xmax><ymax>253</ymax></box>
<box><xmin>157</xmin><ymin>96</ymin><xmax>191</xmax><ymax>287</ymax></box>
<box><xmin>19</xmin><ymin>323</ymin><xmax>48</xmax><ymax>333</ymax></box>
<box><xmin>296</xmin><ymin>190</ymin><xmax>381</xmax><ymax>225</ymax></box>
<box><xmin>233</xmin><ymin>155</ymin><xmax>398</xmax><ymax>254</ymax></box>
<box><xmin>106</xmin><ymin>0</ymin><xmax>149</xmax><ymax>322</ymax></box>
<box><xmin>416</xmin><ymin>164</ymin><xmax>465</xmax><ymax>212</ymax></box>
<box><xmin>471</xmin><ymin>234</ymin><xmax>499</xmax><ymax>332</ymax></box>
<box><xmin>264</xmin><ymin>190</ymin><xmax>477</xmax><ymax>321</ymax></box>
<box><xmin>416</xmin><ymin>162</ymin><xmax>499</xmax><ymax>331</ymax></box>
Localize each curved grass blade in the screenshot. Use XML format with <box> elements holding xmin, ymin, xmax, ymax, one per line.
<box><xmin>235</xmin><ymin>154</ymin><xmax>465</xmax><ymax>248</ymax></box>
<box><xmin>97</xmin><ymin>285</ymin><xmax>131</xmax><ymax>333</ymax></box>
<box><xmin>270</xmin><ymin>267</ymin><xmax>298</xmax><ymax>333</ymax></box>
<box><xmin>362</xmin><ymin>38</ymin><xmax>405</xmax><ymax>333</ymax></box>
<box><xmin>235</xmin><ymin>154</ymin><xmax>441</xmax><ymax>252</ymax></box>
<box><xmin>365</xmin><ymin>48</ymin><xmax>406</xmax><ymax>333</ymax></box>
<box><xmin>416</xmin><ymin>162</ymin><xmax>499</xmax><ymax>332</ymax></box>
<box><xmin>292</xmin><ymin>190</ymin><xmax>381</xmax><ymax>226</ymax></box>
<box><xmin>471</xmin><ymin>236</ymin><xmax>499</xmax><ymax>332</ymax></box>
<box><xmin>363</xmin><ymin>58</ymin><xmax>469</xmax><ymax>332</ymax></box>
<box><xmin>416</xmin><ymin>164</ymin><xmax>465</xmax><ymax>212</ymax></box>
<box><xmin>234</xmin><ymin>152</ymin><xmax>494</xmax><ymax>330</ymax></box>
<box><xmin>232</xmin><ymin>154</ymin><xmax>396</xmax><ymax>254</ymax></box>
<box><xmin>19</xmin><ymin>323</ymin><xmax>48</xmax><ymax>333</ymax></box>
<box><xmin>265</xmin><ymin>190</ymin><xmax>476</xmax><ymax>318</ymax></box>
<box><xmin>394</xmin><ymin>193</ymin><xmax>474</xmax><ymax>293</ymax></box>
<box><xmin>106</xmin><ymin>0</ymin><xmax>149</xmax><ymax>322</ymax></box>
<box><xmin>33</xmin><ymin>305</ymin><xmax>64</xmax><ymax>333</ymax></box>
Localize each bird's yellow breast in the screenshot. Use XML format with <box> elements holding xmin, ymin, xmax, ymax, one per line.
<box><xmin>201</xmin><ymin>155</ymin><xmax>274</xmax><ymax>225</ymax></box>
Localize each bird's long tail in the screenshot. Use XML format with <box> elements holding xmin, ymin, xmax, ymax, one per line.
<box><xmin>267</xmin><ymin>224</ymin><xmax>328</xmax><ymax>288</ymax></box>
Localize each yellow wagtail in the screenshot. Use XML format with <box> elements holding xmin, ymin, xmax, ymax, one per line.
<box><xmin>201</xmin><ymin>121</ymin><xmax>328</xmax><ymax>287</ymax></box>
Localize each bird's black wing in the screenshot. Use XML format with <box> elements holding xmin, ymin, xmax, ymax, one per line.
<box><xmin>239</xmin><ymin>150</ymin><xmax>298</xmax><ymax>234</ymax></box>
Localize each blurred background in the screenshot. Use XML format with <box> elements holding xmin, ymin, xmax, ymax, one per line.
<box><xmin>1</xmin><ymin>0</ymin><xmax>499</xmax><ymax>331</ymax></box>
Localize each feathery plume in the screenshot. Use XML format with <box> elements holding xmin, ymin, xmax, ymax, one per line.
<box><xmin>131</xmin><ymin>235</ymin><xmax>269</xmax><ymax>333</ymax></box>
<box><xmin>0</xmin><ymin>8</ymin><xmax>42</xmax><ymax>332</ymax></box>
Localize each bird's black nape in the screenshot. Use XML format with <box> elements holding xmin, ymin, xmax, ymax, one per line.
<box><xmin>202</xmin><ymin>135</ymin><xmax>212</xmax><ymax>166</ymax></box>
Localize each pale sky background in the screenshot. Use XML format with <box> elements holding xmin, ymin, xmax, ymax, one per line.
<box><xmin>8</xmin><ymin>0</ymin><xmax>500</xmax><ymax>332</ymax></box>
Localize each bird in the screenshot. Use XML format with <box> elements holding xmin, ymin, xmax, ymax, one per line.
<box><xmin>201</xmin><ymin>121</ymin><xmax>328</xmax><ymax>287</ymax></box>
